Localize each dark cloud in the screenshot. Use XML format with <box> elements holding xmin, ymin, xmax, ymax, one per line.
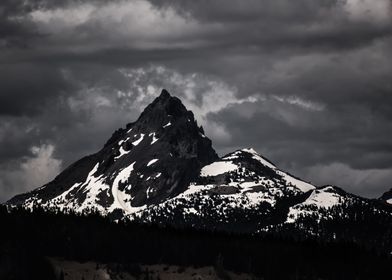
<box><xmin>0</xmin><ymin>0</ymin><xmax>392</xmax><ymax>201</ymax></box>
<box><xmin>0</xmin><ymin>64</ymin><xmax>74</xmax><ymax>116</ymax></box>
<box><xmin>147</xmin><ymin>0</ymin><xmax>392</xmax><ymax>51</ymax></box>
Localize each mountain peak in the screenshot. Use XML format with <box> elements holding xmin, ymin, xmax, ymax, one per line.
<box><xmin>136</xmin><ymin>89</ymin><xmax>194</xmax><ymax>128</ymax></box>
<box><xmin>8</xmin><ymin>89</ymin><xmax>218</xmax><ymax>211</ymax></box>
<box><xmin>240</xmin><ymin>148</ymin><xmax>259</xmax><ymax>155</ymax></box>
<box><xmin>159</xmin><ymin>88</ymin><xmax>171</xmax><ymax>99</ymax></box>
<box><xmin>223</xmin><ymin>148</ymin><xmax>277</xmax><ymax>170</ymax></box>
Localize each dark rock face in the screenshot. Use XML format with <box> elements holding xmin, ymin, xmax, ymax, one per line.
<box><xmin>8</xmin><ymin>89</ymin><xmax>218</xmax><ymax>209</ymax></box>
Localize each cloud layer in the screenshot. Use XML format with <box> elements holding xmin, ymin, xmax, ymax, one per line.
<box><xmin>0</xmin><ymin>0</ymin><xmax>391</xmax><ymax>201</ymax></box>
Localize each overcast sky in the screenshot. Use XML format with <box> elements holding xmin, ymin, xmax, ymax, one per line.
<box><xmin>1</xmin><ymin>0</ymin><xmax>392</xmax><ymax>202</ymax></box>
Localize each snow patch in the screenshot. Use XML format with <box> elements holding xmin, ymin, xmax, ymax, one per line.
<box><xmin>303</xmin><ymin>187</ymin><xmax>341</xmax><ymax>208</ymax></box>
<box><xmin>75</xmin><ymin>163</ymin><xmax>109</xmax><ymax>214</ymax></box>
<box><xmin>55</xmin><ymin>182</ymin><xmax>81</xmax><ymax>202</ymax></box>
<box><xmin>278</xmin><ymin>171</ymin><xmax>315</xmax><ymax>192</ymax></box>
<box><xmin>242</xmin><ymin>148</ymin><xmax>276</xmax><ymax>169</ymax></box>
<box><xmin>185</xmin><ymin>207</ymin><xmax>199</xmax><ymax>215</ymax></box>
<box><xmin>146</xmin><ymin>187</ymin><xmax>153</xmax><ymax>199</ymax></box>
<box><xmin>147</xmin><ymin>159</ymin><xmax>158</xmax><ymax>167</ymax></box>
<box><xmin>163</xmin><ymin>122</ymin><xmax>171</xmax><ymax>128</ymax></box>
<box><xmin>132</xmin><ymin>134</ymin><xmax>145</xmax><ymax>146</ymax></box>
<box><xmin>240</xmin><ymin>148</ymin><xmax>315</xmax><ymax>192</ymax></box>
<box><xmin>286</xmin><ymin>186</ymin><xmax>343</xmax><ymax>223</ymax></box>
<box><xmin>181</xmin><ymin>184</ymin><xmax>213</xmax><ymax>197</ymax></box>
<box><xmin>149</xmin><ymin>132</ymin><xmax>159</xmax><ymax>144</ymax></box>
<box><xmin>109</xmin><ymin>162</ymin><xmax>146</xmax><ymax>214</ymax></box>
<box><xmin>115</xmin><ymin>146</ymin><xmax>130</xmax><ymax>159</ymax></box>
<box><xmin>200</xmin><ymin>161</ymin><xmax>238</xmax><ymax>177</ymax></box>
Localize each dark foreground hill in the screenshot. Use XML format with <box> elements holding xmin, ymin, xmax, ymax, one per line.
<box><xmin>1</xmin><ymin>206</ymin><xmax>391</xmax><ymax>280</ymax></box>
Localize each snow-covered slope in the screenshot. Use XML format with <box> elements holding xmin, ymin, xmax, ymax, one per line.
<box><xmin>286</xmin><ymin>185</ymin><xmax>354</xmax><ymax>223</ymax></box>
<box><xmin>129</xmin><ymin>148</ymin><xmax>317</xmax><ymax>231</ymax></box>
<box><xmin>7</xmin><ymin>89</ymin><xmax>218</xmax><ymax>217</ymax></box>
<box><xmin>221</xmin><ymin>148</ymin><xmax>315</xmax><ymax>192</ymax></box>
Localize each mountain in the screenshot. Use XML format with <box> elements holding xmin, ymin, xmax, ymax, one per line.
<box><xmin>8</xmin><ymin>90</ymin><xmax>218</xmax><ymax>217</ymax></box>
<box><xmin>380</xmin><ymin>188</ymin><xmax>392</xmax><ymax>204</ymax></box>
<box><xmin>6</xmin><ymin>89</ymin><xmax>392</xmax><ymax>249</ymax></box>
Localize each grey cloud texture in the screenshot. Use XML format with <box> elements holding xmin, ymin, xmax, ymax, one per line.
<box><xmin>0</xmin><ymin>0</ymin><xmax>391</xmax><ymax>201</ymax></box>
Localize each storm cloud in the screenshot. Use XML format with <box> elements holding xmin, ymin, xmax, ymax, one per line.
<box><xmin>0</xmin><ymin>0</ymin><xmax>391</xmax><ymax>201</ymax></box>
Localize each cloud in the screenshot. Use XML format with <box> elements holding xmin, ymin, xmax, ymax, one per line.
<box><xmin>210</xmin><ymin>89</ymin><xmax>392</xmax><ymax>171</ymax></box>
<box><xmin>0</xmin><ymin>144</ymin><xmax>62</xmax><ymax>202</ymax></box>
<box><xmin>147</xmin><ymin>0</ymin><xmax>392</xmax><ymax>52</ymax></box>
<box><xmin>345</xmin><ymin>0</ymin><xmax>391</xmax><ymax>23</ymax></box>
<box><xmin>119</xmin><ymin>65</ymin><xmax>257</xmax><ymax>115</ymax></box>
<box><xmin>303</xmin><ymin>162</ymin><xmax>392</xmax><ymax>198</ymax></box>
<box><xmin>0</xmin><ymin>0</ymin><xmax>391</xmax><ymax>200</ymax></box>
<box><xmin>0</xmin><ymin>64</ymin><xmax>73</xmax><ymax>116</ymax></box>
<box><xmin>27</xmin><ymin>0</ymin><xmax>216</xmax><ymax>51</ymax></box>
<box><xmin>117</xmin><ymin>65</ymin><xmax>258</xmax><ymax>144</ymax></box>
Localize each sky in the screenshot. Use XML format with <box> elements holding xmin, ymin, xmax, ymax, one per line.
<box><xmin>0</xmin><ymin>0</ymin><xmax>392</xmax><ymax>202</ymax></box>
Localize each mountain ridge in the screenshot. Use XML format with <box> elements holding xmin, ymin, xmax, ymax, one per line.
<box><xmin>6</xmin><ymin>90</ymin><xmax>392</xmax><ymax>244</ymax></box>
<box><xmin>380</xmin><ymin>188</ymin><xmax>392</xmax><ymax>204</ymax></box>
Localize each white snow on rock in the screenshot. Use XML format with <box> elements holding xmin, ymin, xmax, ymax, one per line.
<box><xmin>184</xmin><ymin>207</ymin><xmax>199</xmax><ymax>215</ymax></box>
<box><xmin>221</xmin><ymin>152</ymin><xmax>240</xmax><ymax>160</ymax></box>
<box><xmin>55</xmin><ymin>182</ymin><xmax>81</xmax><ymax>203</ymax></box>
<box><xmin>145</xmin><ymin>172</ymin><xmax>161</xmax><ymax>181</ymax></box>
<box><xmin>278</xmin><ymin>171</ymin><xmax>315</xmax><ymax>192</ymax></box>
<box><xmin>242</xmin><ymin>148</ymin><xmax>277</xmax><ymax>169</ymax></box>
<box><xmin>302</xmin><ymin>186</ymin><xmax>342</xmax><ymax>208</ymax></box>
<box><xmin>115</xmin><ymin>146</ymin><xmax>130</xmax><ymax>159</ymax></box>
<box><xmin>109</xmin><ymin>162</ymin><xmax>146</xmax><ymax>214</ymax></box>
<box><xmin>115</xmin><ymin>137</ymin><xmax>132</xmax><ymax>160</ymax></box>
<box><xmin>155</xmin><ymin>180</ymin><xmax>280</xmax><ymax>219</ymax></box>
<box><xmin>18</xmin><ymin>145</ymin><xmax>323</xmax><ymax>225</ymax></box>
<box><xmin>147</xmin><ymin>159</ymin><xmax>158</xmax><ymax>167</ymax></box>
<box><xmin>50</xmin><ymin>163</ymin><xmax>110</xmax><ymax>215</ymax></box>
<box><xmin>200</xmin><ymin>161</ymin><xmax>239</xmax><ymax>177</ymax></box>
<box><xmin>146</xmin><ymin>187</ymin><xmax>154</xmax><ymax>199</ymax></box>
<box><xmin>149</xmin><ymin>132</ymin><xmax>159</xmax><ymax>144</ymax></box>
<box><xmin>387</xmin><ymin>198</ymin><xmax>392</xmax><ymax>204</ymax></box>
<box><xmin>132</xmin><ymin>134</ymin><xmax>145</xmax><ymax>146</ymax></box>
<box><xmin>163</xmin><ymin>122</ymin><xmax>171</xmax><ymax>128</ymax></box>
<box><xmin>182</xmin><ymin>183</ymin><xmax>213</xmax><ymax>197</ymax></box>
<box><xmin>230</xmin><ymin>148</ymin><xmax>315</xmax><ymax>192</ymax></box>
<box><xmin>286</xmin><ymin>186</ymin><xmax>343</xmax><ymax>223</ymax></box>
<box><xmin>112</xmin><ymin>163</ymin><xmax>135</xmax><ymax>194</ymax></box>
<box><xmin>77</xmin><ymin>163</ymin><xmax>109</xmax><ymax>213</ymax></box>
